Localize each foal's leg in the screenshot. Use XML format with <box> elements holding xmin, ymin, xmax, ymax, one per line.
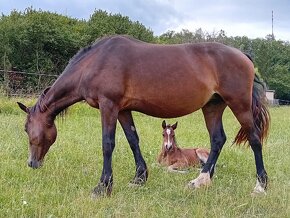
<box><xmin>188</xmin><ymin>98</ymin><xmax>227</xmax><ymax>188</ymax></box>
<box><xmin>195</xmin><ymin>148</ymin><xmax>209</xmax><ymax>165</ymax></box>
<box><xmin>92</xmin><ymin>100</ymin><xmax>118</xmax><ymax>197</ymax></box>
<box><xmin>168</xmin><ymin>163</ymin><xmax>189</xmax><ymax>174</ymax></box>
<box><xmin>118</xmin><ymin>110</ymin><xmax>148</xmax><ymax>185</ymax></box>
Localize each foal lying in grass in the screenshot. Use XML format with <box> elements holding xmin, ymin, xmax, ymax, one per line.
<box><xmin>157</xmin><ymin>120</ymin><xmax>210</xmax><ymax>173</ymax></box>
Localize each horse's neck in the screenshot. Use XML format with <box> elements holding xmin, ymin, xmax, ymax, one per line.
<box><xmin>41</xmin><ymin>78</ymin><xmax>82</xmax><ymax>118</ymax></box>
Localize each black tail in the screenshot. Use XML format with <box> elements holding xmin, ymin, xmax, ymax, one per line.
<box><xmin>234</xmin><ymin>75</ymin><xmax>270</xmax><ymax>145</ymax></box>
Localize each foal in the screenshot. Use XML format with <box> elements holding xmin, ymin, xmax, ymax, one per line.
<box><xmin>158</xmin><ymin>121</ymin><xmax>209</xmax><ymax>172</ymax></box>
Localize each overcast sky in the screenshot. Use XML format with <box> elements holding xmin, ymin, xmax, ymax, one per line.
<box><xmin>1</xmin><ymin>0</ymin><xmax>290</xmax><ymax>41</ymax></box>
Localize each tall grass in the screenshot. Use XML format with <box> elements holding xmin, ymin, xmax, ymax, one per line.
<box><xmin>0</xmin><ymin>98</ymin><xmax>290</xmax><ymax>217</ymax></box>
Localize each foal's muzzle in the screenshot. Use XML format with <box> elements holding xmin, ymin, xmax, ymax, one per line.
<box><xmin>165</xmin><ymin>143</ymin><xmax>173</xmax><ymax>151</ymax></box>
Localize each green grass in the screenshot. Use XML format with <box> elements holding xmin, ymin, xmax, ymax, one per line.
<box><xmin>1</xmin><ymin>97</ymin><xmax>290</xmax><ymax>217</ymax></box>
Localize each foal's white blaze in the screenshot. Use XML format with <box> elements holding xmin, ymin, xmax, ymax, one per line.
<box><xmin>165</xmin><ymin>128</ymin><xmax>172</xmax><ymax>149</ymax></box>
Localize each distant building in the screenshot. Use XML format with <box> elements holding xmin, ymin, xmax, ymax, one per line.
<box><xmin>266</xmin><ymin>90</ymin><xmax>276</xmax><ymax>105</ymax></box>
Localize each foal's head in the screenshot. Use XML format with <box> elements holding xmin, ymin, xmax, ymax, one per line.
<box><xmin>17</xmin><ymin>101</ymin><xmax>57</xmax><ymax>169</ymax></box>
<box><xmin>162</xmin><ymin>120</ymin><xmax>178</xmax><ymax>151</ymax></box>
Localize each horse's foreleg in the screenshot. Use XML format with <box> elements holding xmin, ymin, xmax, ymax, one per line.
<box><xmin>92</xmin><ymin>100</ymin><xmax>118</xmax><ymax>198</ymax></box>
<box><xmin>188</xmin><ymin>99</ymin><xmax>226</xmax><ymax>189</ymax></box>
<box><xmin>118</xmin><ymin>110</ymin><xmax>148</xmax><ymax>186</ymax></box>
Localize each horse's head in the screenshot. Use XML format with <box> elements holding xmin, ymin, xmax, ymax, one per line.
<box><xmin>162</xmin><ymin>120</ymin><xmax>178</xmax><ymax>151</ymax></box>
<box><xmin>17</xmin><ymin>102</ymin><xmax>57</xmax><ymax>169</ymax></box>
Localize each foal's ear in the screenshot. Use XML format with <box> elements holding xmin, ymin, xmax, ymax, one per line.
<box><xmin>172</xmin><ymin>122</ymin><xmax>178</xmax><ymax>130</ymax></box>
<box><xmin>17</xmin><ymin>102</ymin><xmax>29</xmax><ymax>114</ymax></box>
<box><xmin>162</xmin><ymin>120</ymin><xmax>166</xmax><ymax>129</ymax></box>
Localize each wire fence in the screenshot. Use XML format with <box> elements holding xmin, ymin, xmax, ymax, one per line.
<box><xmin>0</xmin><ymin>69</ymin><xmax>290</xmax><ymax>105</ymax></box>
<box><xmin>0</xmin><ymin>69</ymin><xmax>58</xmax><ymax>97</ymax></box>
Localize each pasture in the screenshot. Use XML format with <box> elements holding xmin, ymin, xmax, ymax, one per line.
<box><xmin>0</xmin><ymin>96</ymin><xmax>290</xmax><ymax>217</ymax></box>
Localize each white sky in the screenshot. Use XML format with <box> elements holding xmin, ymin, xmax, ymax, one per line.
<box><xmin>1</xmin><ymin>0</ymin><xmax>290</xmax><ymax>41</ymax></box>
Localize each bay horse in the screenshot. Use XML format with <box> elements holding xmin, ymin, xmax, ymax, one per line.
<box><xmin>158</xmin><ymin>120</ymin><xmax>209</xmax><ymax>172</ymax></box>
<box><xmin>17</xmin><ymin>35</ymin><xmax>270</xmax><ymax>197</ymax></box>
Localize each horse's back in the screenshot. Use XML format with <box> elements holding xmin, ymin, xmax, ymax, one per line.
<box><xmin>79</xmin><ymin>36</ymin><xmax>255</xmax><ymax>118</ymax></box>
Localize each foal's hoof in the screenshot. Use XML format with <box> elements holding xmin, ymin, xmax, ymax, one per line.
<box><xmin>91</xmin><ymin>183</ymin><xmax>112</xmax><ymax>199</ymax></box>
<box><xmin>187</xmin><ymin>172</ymin><xmax>211</xmax><ymax>189</ymax></box>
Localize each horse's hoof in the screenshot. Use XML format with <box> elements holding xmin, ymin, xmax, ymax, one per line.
<box><xmin>187</xmin><ymin>179</ymin><xmax>200</xmax><ymax>189</ymax></box>
<box><xmin>187</xmin><ymin>172</ymin><xmax>211</xmax><ymax>189</ymax></box>
<box><xmin>251</xmin><ymin>179</ymin><xmax>267</xmax><ymax>196</ymax></box>
<box><xmin>129</xmin><ymin>177</ymin><xmax>146</xmax><ymax>187</ymax></box>
<box><xmin>251</xmin><ymin>190</ymin><xmax>266</xmax><ymax>197</ymax></box>
<box><xmin>91</xmin><ymin>183</ymin><xmax>111</xmax><ymax>199</ymax></box>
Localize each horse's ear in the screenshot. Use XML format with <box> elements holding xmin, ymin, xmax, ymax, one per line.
<box><xmin>172</xmin><ymin>122</ymin><xmax>178</xmax><ymax>130</ymax></box>
<box><xmin>162</xmin><ymin>120</ymin><xmax>166</xmax><ymax>129</ymax></box>
<box><xmin>17</xmin><ymin>102</ymin><xmax>29</xmax><ymax>114</ymax></box>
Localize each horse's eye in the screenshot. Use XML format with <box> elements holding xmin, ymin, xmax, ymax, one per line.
<box><xmin>162</xmin><ymin>133</ymin><xmax>165</xmax><ymax>136</ymax></box>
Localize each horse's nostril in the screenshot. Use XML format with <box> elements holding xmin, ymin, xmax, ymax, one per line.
<box><xmin>28</xmin><ymin>160</ymin><xmax>33</xmax><ymax>167</ymax></box>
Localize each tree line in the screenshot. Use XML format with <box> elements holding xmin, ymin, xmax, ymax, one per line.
<box><xmin>0</xmin><ymin>8</ymin><xmax>289</xmax><ymax>100</ymax></box>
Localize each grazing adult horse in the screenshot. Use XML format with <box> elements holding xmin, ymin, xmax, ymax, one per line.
<box><xmin>158</xmin><ymin>120</ymin><xmax>209</xmax><ymax>172</ymax></box>
<box><xmin>17</xmin><ymin>35</ymin><xmax>270</xmax><ymax>197</ymax></box>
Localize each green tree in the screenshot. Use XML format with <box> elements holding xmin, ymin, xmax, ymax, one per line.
<box><xmin>86</xmin><ymin>10</ymin><xmax>153</xmax><ymax>43</ymax></box>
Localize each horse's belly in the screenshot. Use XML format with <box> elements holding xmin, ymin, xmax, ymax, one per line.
<box><xmin>124</xmin><ymin>94</ymin><xmax>211</xmax><ymax>118</ymax></box>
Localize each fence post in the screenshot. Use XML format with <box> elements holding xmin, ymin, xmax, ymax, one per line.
<box><xmin>3</xmin><ymin>52</ymin><xmax>9</xmax><ymax>96</ymax></box>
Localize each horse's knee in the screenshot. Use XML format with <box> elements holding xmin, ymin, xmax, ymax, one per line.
<box><xmin>102</xmin><ymin>137</ymin><xmax>115</xmax><ymax>155</ymax></box>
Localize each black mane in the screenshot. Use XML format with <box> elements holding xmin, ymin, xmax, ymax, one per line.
<box><xmin>67</xmin><ymin>35</ymin><xmax>118</xmax><ymax>67</ymax></box>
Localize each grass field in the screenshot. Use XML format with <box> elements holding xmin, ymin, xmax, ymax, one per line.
<box><xmin>1</xmin><ymin>97</ymin><xmax>290</xmax><ymax>217</ymax></box>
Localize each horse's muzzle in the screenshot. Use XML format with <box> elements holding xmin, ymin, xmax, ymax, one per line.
<box><xmin>27</xmin><ymin>159</ymin><xmax>42</xmax><ymax>169</ymax></box>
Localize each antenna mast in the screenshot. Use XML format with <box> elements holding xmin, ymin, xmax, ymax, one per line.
<box><xmin>272</xmin><ymin>10</ymin><xmax>274</xmax><ymax>39</ymax></box>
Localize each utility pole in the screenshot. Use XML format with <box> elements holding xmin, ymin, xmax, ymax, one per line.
<box><xmin>272</xmin><ymin>10</ymin><xmax>274</xmax><ymax>39</ymax></box>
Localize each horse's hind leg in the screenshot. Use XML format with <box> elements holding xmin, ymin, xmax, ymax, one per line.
<box><xmin>188</xmin><ymin>96</ymin><xmax>227</xmax><ymax>188</ymax></box>
<box><xmin>118</xmin><ymin>110</ymin><xmax>148</xmax><ymax>185</ymax></box>
<box><xmin>229</xmin><ymin>106</ymin><xmax>268</xmax><ymax>194</ymax></box>
<box><xmin>248</xmin><ymin>127</ymin><xmax>268</xmax><ymax>194</ymax></box>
